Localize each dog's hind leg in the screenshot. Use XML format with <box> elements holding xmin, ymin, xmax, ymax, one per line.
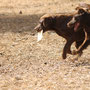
<box><xmin>72</xmin><ymin>29</ymin><xmax>88</xmax><ymax>55</ymax></box>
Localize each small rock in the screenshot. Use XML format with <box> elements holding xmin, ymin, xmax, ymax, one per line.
<box><xmin>0</xmin><ymin>53</ymin><xmax>3</xmax><ymax>55</ymax></box>
<box><xmin>44</xmin><ymin>62</ymin><xmax>47</xmax><ymax>65</ymax></box>
<box><xmin>15</xmin><ymin>77</ymin><xmax>23</xmax><ymax>80</ymax></box>
<box><xmin>19</xmin><ymin>11</ymin><xmax>22</xmax><ymax>14</ymax></box>
<box><xmin>0</xmin><ymin>64</ymin><xmax>1</xmax><ymax>67</ymax></box>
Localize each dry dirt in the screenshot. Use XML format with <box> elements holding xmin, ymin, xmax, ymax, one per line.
<box><xmin>0</xmin><ymin>0</ymin><xmax>90</xmax><ymax>90</ymax></box>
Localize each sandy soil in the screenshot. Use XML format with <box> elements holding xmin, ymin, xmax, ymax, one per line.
<box><xmin>0</xmin><ymin>0</ymin><xmax>90</xmax><ymax>90</ymax></box>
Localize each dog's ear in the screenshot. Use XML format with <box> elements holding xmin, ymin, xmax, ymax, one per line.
<box><xmin>42</xmin><ymin>17</ymin><xmax>53</xmax><ymax>27</ymax></box>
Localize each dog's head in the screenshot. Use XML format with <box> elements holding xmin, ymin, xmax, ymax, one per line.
<box><xmin>34</xmin><ymin>14</ymin><xmax>55</xmax><ymax>41</ymax></box>
<box><xmin>67</xmin><ymin>8</ymin><xmax>88</xmax><ymax>32</ymax></box>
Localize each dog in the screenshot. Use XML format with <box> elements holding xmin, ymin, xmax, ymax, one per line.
<box><xmin>34</xmin><ymin>13</ymin><xmax>86</xmax><ymax>59</ymax></box>
<box><xmin>67</xmin><ymin>8</ymin><xmax>90</xmax><ymax>55</ymax></box>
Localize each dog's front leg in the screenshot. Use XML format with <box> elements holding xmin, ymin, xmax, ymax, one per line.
<box><xmin>62</xmin><ymin>40</ymin><xmax>74</xmax><ymax>59</ymax></box>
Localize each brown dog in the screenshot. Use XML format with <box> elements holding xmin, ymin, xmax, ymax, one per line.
<box><xmin>67</xmin><ymin>8</ymin><xmax>90</xmax><ymax>55</ymax></box>
<box><xmin>34</xmin><ymin>13</ymin><xmax>86</xmax><ymax>59</ymax></box>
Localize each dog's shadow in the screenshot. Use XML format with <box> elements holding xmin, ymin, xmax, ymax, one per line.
<box><xmin>75</xmin><ymin>60</ymin><xmax>90</xmax><ymax>67</ymax></box>
<box><xmin>0</xmin><ymin>13</ymin><xmax>44</xmax><ymax>34</ymax></box>
<box><xmin>67</xmin><ymin>56</ymin><xmax>90</xmax><ymax>68</ymax></box>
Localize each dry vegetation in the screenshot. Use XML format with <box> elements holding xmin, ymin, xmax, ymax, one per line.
<box><xmin>0</xmin><ymin>0</ymin><xmax>90</xmax><ymax>90</ymax></box>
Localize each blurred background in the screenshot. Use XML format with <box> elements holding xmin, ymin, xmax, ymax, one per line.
<box><xmin>0</xmin><ymin>0</ymin><xmax>90</xmax><ymax>90</ymax></box>
<box><xmin>0</xmin><ymin>0</ymin><xmax>90</xmax><ymax>15</ymax></box>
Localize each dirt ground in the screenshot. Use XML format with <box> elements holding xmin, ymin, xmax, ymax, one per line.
<box><xmin>0</xmin><ymin>0</ymin><xmax>90</xmax><ymax>90</ymax></box>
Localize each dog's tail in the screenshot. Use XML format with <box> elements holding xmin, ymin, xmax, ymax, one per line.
<box><xmin>72</xmin><ymin>28</ymin><xmax>88</xmax><ymax>55</ymax></box>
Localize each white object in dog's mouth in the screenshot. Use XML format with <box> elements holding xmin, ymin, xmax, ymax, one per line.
<box><xmin>37</xmin><ymin>30</ymin><xmax>43</xmax><ymax>42</ymax></box>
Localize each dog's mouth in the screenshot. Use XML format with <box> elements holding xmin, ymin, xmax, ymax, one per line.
<box><xmin>74</xmin><ymin>22</ymin><xmax>80</xmax><ymax>32</ymax></box>
<box><xmin>34</xmin><ymin>24</ymin><xmax>44</xmax><ymax>42</ymax></box>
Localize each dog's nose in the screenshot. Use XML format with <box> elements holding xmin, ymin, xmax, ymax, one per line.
<box><xmin>34</xmin><ymin>24</ymin><xmax>42</xmax><ymax>32</ymax></box>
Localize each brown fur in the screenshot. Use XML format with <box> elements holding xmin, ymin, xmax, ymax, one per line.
<box><xmin>35</xmin><ymin>13</ymin><xmax>86</xmax><ymax>59</ymax></box>
<box><xmin>67</xmin><ymin>9</ymin><xmax>90</xmax><ymax>55</ymax></box>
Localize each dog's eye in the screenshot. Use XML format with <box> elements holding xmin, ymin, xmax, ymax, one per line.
<box><xmin>75</xmin><ymin>15</ymin><xmax>80</xmax><ymax>21</ymax></box>
<box><xmin>75</xmin><ymin>17</ymin><xmax>79</xmax><ymax>21</ymax></box>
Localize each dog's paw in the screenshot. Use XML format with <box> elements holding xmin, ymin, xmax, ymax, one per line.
<box><xmin>72</xmin><ymin>50</ymin><xmax>78</xmax><ymax>55</ymax></box>
<box><xmin>62</xmin><ymin>54</ymin><xmax>66</xmax><ymax>59</ymax></box>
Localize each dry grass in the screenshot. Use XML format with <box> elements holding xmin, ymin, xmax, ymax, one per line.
<box><xmin>0</xmin><ymin>0</ymin><xmax>90</xmax><ymax>90</ymax></box>
<box><xmin>0</xmin><ymin>0</ymin><xmax>89</xmax><ymax>15</ymax></box>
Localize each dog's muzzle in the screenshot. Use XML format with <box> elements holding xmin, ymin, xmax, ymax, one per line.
<box><xmin>34</xmin><ymin>24</ymin><xmax>43</xmax><ymax>42</ymax></box>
